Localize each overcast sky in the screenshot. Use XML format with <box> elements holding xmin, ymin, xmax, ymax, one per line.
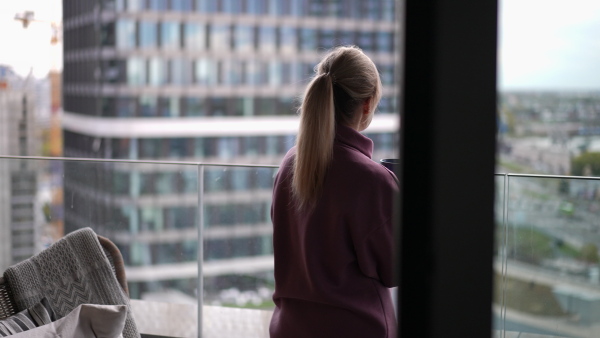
<box><xmin>498</xmin><ymin>0</ymin><xmax>600</xmax><ymax>90</ymax></box>
<box><xmin>0</xmin><ymin>0</ymin><xmax>598</xmax><ymax>90</ymax></box>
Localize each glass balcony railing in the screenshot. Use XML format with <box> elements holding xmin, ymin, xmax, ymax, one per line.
<box><xmin>4</xmin><ymin>155</ymin><xmax>600</xmax><ymax>337</ymax></box>
<box><xmin>494</xmin><ymin>173</ymin><xmax>600</xmax><ymax>338</ymax></box>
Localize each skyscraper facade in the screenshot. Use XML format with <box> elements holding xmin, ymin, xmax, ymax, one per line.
<box><xmin>0</xmin><ymin>66</ymin><xmax>40</xmax><ymax>272</ymax></box>
<box><xmin>62</xmin><ymin>0</ymin><xmax>399</xmax><ymax>301</ymax></box>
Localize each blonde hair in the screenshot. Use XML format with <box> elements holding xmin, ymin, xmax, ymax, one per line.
<box><xmin>292</xmin><ymin>46</ymin><xmax>382</xmax><ymax>210</ymax></box>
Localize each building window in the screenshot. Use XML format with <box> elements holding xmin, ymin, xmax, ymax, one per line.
<box><xmin>196</xmin><ymin>0</ymin><xmax>217</xmax><ymax>12</ymax></box>
<box><xmin>170</xmin><ymin>58</ymin><xmax>186</xmax><ymax>85</ymax></box>
<box><xmin>127</xmin><ymin>0</ymin><xmax>143</xmax><ymax>11</ymax></box>
<box><xmin>222</xmin><ymin>59</ymin><xmax>241</xmax><ymax>85</ymax></box>
<box><xmin>158</xmin><ymin>97</ymin><xmax>180</xmax><ymax>117</ymax></box>
<box><xmin>184</xmin><ymin>97</ymin><xmax>206</xmax><ymax>116</ymax></box>
<box><xmin>116</xmin><ymin>97</ymin><xmax>137</xmax><ymax>117</ymax></box>
<box><xmin>194</xmin><ymin>58</ymin><xmax>213</xmax><ymax>85</ymax></box>
<box><xmin>169</xmin><ymin>139</ymin><xmax>187</xmax><ymax>158</ymax></box>
<box><xmin>209</xmin><ymin>24</ymin><xmax>231</xmax><ymax>51</ymax></box>
<box><xmin>290</xmin><ymin>0</ymin><xmax>306</xmax><ymax>17</ymax></box>
<box><xmin>378</xmin><ymin>64</ymin><xmax>394</xmax><ymax>86</ymax></box>
<box><xmin>150</xmin><ymin>0</ymin><xmax>167</xmax><ymax>10</ymax></box>
<box><xmin>382</xmin><ymin>0</ymin><xmax>395</xmax><ymax>21</ymax></box>
<box><xmin>116</xmin><ymin>19</ymin><xmax>136</xmax><ymax>49</ymax></box>
<box><xmin>279</xmin><ymin>27</ymin><xmax>296</xmax><ymax>54</ymax></box>
<box><xmin>127</xmin><ymin>57</ymin><xmax>146</xmax><ymax>86</ymax></box>
<box><xmin>246</xmin><ymin>60</ymin><xmax>261</xmax><ymax>85</ymax></box>
<box><xmin>300</xmin><ymin>28</ymin><xmax>317</xmax><ymax>51</ymax></box>
<box><xmin>160</xmin><ymin>21</ymin><xmax>181</xmax><ymax>50</ymax></box>
<box><xmin>259</xmin><ymin>26</ymin><xmax>276</xmax><ymax>52</ymax></box>
<box><xmin>150</xmin><ymin>58</ymin><xmax>167</xmax><ymax>86</ymax></box>
<box><xmin>358</xmin><ymin>31</ymin><xmax>374</xmax><ymax>52</ymax></box>
<box><xmin>246</xmin><ymin>0</ymin><xmax>265</xmax><ymax>15</ymax></box>
<box><xmin>138</xmin><ymin>21</ymin><xmax>157</xmax><ymax>48</ymax></box>
<box><xmin>222</xmin><ymin>0</ymin><xmax>242</xmax><ymax>14</ymax></box>
<box><xmin>234</xmin><ymin>25</ymin><xmax>254</xmax><ymax>52</ymax></box>
<box><xmin>268</xmin><ymin>61</ymin><xmax>282</xmax><ymax>86</ymax></box>
<box><xmin>376</xmin><ymin>32</ymin><xmax>394</xmax><ymax>53</ymax></box>
<box><xmin>139</xmin><ymin>96</ymin><xmax>158</xmax><ymax>117</ymax></box>
<box><xmin>139</xmin><ymin>138</ymin><xmax>161</xmax><ymax>158</ymax></box>
<box><xmin>318</xmin><ymin>29</ymin><xmax>336</xmax><ymax>49</ymax></box>
<box><xmin>268</xmin><ymin>0</ymin><xmax>283</xmax><ymax>15</ymax></box>
<box><xmin>210</xmin><ymin>97</ymin><xmax>227</xmax><ymax>116</ymax></box>
<box><xmin>184</xmin><ymin>23</ymin><xmax>205</xmax><ymax>50</ymax></box>
<box><xmin>101</xmin><ymin>23</ymin><xmax>116</xmax><ymax>46</ymax></box>
<box><xmin>171</xmin><ymin>0</ymin><xmax>193</xmax><ymax>11</ymax></box>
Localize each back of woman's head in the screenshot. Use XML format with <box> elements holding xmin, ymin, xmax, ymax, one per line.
<box><xmin>293</xmin><ymin>46</ymin><xmax>382</xmax><ymax>211</ymax></box>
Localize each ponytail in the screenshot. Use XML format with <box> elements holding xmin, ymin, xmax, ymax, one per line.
<box><xmin>293</xmin><ymin>73</ymin><xmax>335</xmax><ymax>211</ymax></box>
<box><xmin>292</xmin><ymin>46</ymin><xmax>382</xmax><ymax>211</ymax></box>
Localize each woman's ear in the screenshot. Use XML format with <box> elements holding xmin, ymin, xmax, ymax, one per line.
<box><xmin>363</xmin><ymin>97</ymin><xmax>372</xmax><ymax>115</ymax></box>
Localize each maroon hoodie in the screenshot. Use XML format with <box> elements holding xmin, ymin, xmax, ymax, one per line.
<box><xmin>270</xmin><ymin>124</ymin><xmax>399</xmax><ymax>338</ymax></box>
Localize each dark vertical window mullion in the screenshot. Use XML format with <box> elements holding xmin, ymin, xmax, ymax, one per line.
<box><xmin>398</xmin><ymin>0</ymin><xmax>498</xmax><ymax>337</ymax></box>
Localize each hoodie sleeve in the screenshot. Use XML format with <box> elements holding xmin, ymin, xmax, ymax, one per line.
<box><xmin>351</xmin><ymin>168</ymin><xmax>399</xmax><ymax>288</ymax></box>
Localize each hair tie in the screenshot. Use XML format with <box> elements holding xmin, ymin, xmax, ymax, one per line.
<box><xmin>324</xmin><ymin>72</ymin><xmax>336</xmax><ymax>83</ymax></box>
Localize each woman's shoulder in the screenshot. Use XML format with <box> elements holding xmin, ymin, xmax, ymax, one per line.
<box><xmin>332</xmin><ymin>149</ymin><xmax>399</xmax><ymax>190</ymax></box>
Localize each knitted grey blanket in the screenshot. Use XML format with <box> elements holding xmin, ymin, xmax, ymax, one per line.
<box><xmin>3</xmin><ymin>228</ymin><xmax>140</xmax><ymax>338</ymax></box>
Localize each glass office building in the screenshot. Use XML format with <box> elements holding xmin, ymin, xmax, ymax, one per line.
<box><xmin>62</xmin><ymin>0</ymin><xmax>399</xmax><ymax>300</ymax></box>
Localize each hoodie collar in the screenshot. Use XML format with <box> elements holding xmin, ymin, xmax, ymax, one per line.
<box><xmin>334</xmin><ymin>123</ymin><xmax>374</xmax><ymax>159</ymax></box>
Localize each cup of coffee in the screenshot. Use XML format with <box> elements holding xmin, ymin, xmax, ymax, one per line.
<box><xmin>380</xmin><ymin>158</ymin><xmax>400</xmax><ymax>175</ymax></box>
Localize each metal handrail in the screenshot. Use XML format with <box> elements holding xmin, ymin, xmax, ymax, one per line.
<box><xmin>0</xmin><ymin>155</ymin><xmax>280</xmax><ymax>168</ymax></box>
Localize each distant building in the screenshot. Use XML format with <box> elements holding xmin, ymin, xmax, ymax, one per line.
<box><xmin>0</xmin><ymin>65</ymin><xmax>40</xmax><ymax>271</ymax></box>
<box><xmin>61</xmin><ymin>0</ymin><xmax>399</xmax><ymax>300</ymax></box>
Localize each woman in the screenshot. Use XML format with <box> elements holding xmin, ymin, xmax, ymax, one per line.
<box><xmin>270</xmin><ymin>46</ymin><xmax>399</xmax><ymax>338</ymax></box>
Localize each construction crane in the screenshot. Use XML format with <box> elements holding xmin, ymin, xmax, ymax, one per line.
<box><xmin>14</xmin><ymin>11</ymin><xmax>62</xmax><ymax>45</ymax></box>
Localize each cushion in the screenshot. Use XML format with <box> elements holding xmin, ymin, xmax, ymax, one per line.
<box><xmin>10</xmin><ymin>303</ymin><xmax>127</xmax><ymax>338</ymax></box>
<box><xmin>0</xmin><ymin>298</ymin><xmax>55</xmax><ymax>336</ymax></box>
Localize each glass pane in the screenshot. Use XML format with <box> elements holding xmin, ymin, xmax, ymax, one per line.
<box><xmin>184</xmin><ymin>23</ymin><xmax>205</xmax><ymax>50</ymax></box>
<box><xmin>498</xmin><ymin>175</ymin><xmax>600</xmax><ymax>336</ymax></box>
<box><xmin>210</xmin><ymin>25</ymin><xmax>231</xmax><ymax>51</ymax></box>
<box><xmin>201</xmin><ymin>165</ymin><xmax>278</xmax><ymax>336</ymax></box>
<box><xmin>139</xmin><ymin>21</ymin><xmax>157</xmax><ymax>48</ymax></box>
<box><xmin>161</xmin><ymin>21</ymin><xmax>181</xmax><ymax>50</ymax></box>
<box><xmin>116</xmin><ymin>19</ymin><xmax>136</xmax><ymax>49</ymax></box>
<box><xmin>0</xmin><ymin>158</ymin><xmax>199</xmax><ymax>305</ymax></box>
<box><xmin>234</xmin><ymin>25</ymin><xmax>254</xmax><ymax>52</ymax></box>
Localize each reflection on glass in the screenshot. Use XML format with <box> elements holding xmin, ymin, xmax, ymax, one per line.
<box><xmin>202</xmin><ymin>166</ymin><xmax>277</xmax><ymax>311</ymax></box>
<box><xmin>185</xmin><ymin>97</ymin><xmax>205</xmax><ymax>117</ymax></box>
<box><xmin>234</xmin><ymin>25</ymin><xmax>254</xmax><ymax>52</ymax></box>
<box><xmin>150</xmin><ymin>58</ymin><xmax>166</xmax><ymax>86</ymax></box>
<box><xmin>210</xmin><ymin>25</ymin><xmax>231</xmax><ymax>51</ymax></box>
<box><xmin>269</xmin><ymin>61</ymin><xmax>282</xmax><ymax>87</ymax></box>
<box><xmin>172</xmin><ymin>0</ymin><xmax>193</xmax><ymax>11</ymax></box>
<box><xmin>300</xmin><ymin>28</ymin><xmax>316</xmax><ymax>51</ymax></box>
<box><xmin>159</xmin><ymin>97</ymin><xmax>180</xmax><ymax>117</ymax></box>
<box><xmin>161</xmin><ymin>21</ymin><xmax>180</xmax><ymax>50</ymax></box>
<box><xmin>279</xmin><ymin>26</ymin><xmax>296</xmax><ymax>54</ymax></box>
<box><xmin>246</xmin><ymin>0</ymin><xmax>265</xmax><ymax>15</ymax></box>
<box><xmin>139</xmin><ymin>21</ymin><xmax>157</xmax><ymax>48</ymax></box>
<box><xmin>259</xmin><ymin>26</ymin><xmax>276</xmax><ymax>52</ymax></box>
<box><xmin>184</xmin><ymin>23</ymin><xmax>205</xmax><ymax>50</ymax></box>
<box><xmin>319</xmin><ymin>29</ymin><xmax>335</xmax><ymax>49</ymax></box>
<box><xmin>222</xmin><ymin>0</ymin><xmax>242</xmax><ymax>14</ymax></box>
<box><xmin>139</xmin><ymin>96</ymin><xmax>157</xmax><ymax>117</ymax></box>
<box><xmin>150</xmin><ymin>0</ymin><xmax>167</xmax><ymax>10</ymax></box>
<box><xmin>117</xmin><ymin>97</ymin><xmax>137</xmax><ymax>117</ymax></box>
<box><xmin>377</xmin><ymin>32</ymin><xmax>393</xmax><ymax>53</ymax></box>
<box><xmin>116</xmin><ymin>19</ymin><xmax>136</xmax><ymax>49</ymax></box>
<box><xmin>127</xmin><ymin>58</ymin><xmax>145</xmax><ymax>86</ymax></box>
<box><xmin>358</xmin><ymin>31</ymin><xmax>374</xmax><ymax>52</ymax></box>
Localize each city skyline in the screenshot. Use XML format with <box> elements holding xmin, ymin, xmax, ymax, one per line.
<box><xmin>2</xmin><ymin>0</ymin><xmax>600</xmax><ymax>90</ymax></box>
